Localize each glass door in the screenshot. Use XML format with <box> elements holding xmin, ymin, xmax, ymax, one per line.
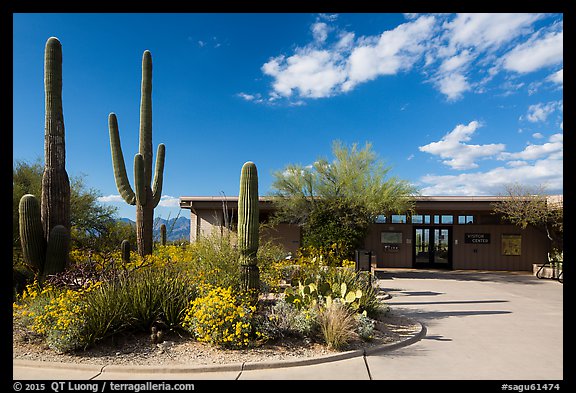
<box><xmin>413</xmin><ymin>226</ymin><xmax>452</xmax><ymax>269</ymax></box>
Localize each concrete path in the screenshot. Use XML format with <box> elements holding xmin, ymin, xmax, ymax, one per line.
<box><xmin>13</xmin><ymin>269</ymin><xmax>563</xmax><ymax>381</ymax></box>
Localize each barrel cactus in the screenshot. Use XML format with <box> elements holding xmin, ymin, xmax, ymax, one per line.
<box><xmin>18</xmin><ymin>37</ymin><xmax>70</xmax><ymax>280</ymax></box>
<box><xmin>238</xmin><ymin>161</ymin><xmax>260</xmax><ymax>292</ymax></box>
<box><xmin>108</xmin><ymin>50</ymin><xmax>165</xmax><ymax>256</ymax></box>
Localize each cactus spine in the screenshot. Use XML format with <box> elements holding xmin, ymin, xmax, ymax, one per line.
<box><xmin>238</xmin><ymin>161</ymin><xmax>260</xmax><ymax>292</ymax></box>
<box><xmin>108</xmin><ymin>50</ymin><xmax>165</xmax><ymax>256</ymax></box>
<box><xmin>18</xmin><ymin>37</ymin><xmax>70</xmax><ymax>280</ymax></box>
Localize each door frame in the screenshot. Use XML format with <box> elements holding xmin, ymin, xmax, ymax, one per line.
<box><xmin>412</xmin><ymin>226</ymin><xmax>453</xmax><ymax>269</ymax></box>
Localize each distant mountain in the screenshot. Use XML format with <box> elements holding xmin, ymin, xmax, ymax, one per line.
<box><xmin>118</xmin><ymin>216</ymin><xmax>190</xmax><ymax>242</ymax></box>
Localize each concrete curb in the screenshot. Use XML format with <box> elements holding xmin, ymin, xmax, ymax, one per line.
<box><xmin>13</xmin><ymin>318</ymin><xmax>426</xmax><ymax>375</ymax></box>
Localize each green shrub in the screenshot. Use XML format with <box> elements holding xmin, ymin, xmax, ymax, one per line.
<box><xmin>259</xmin><ymin>298</ymin><xmax>318</xmax><ymax>339</ymax></box>
<box><xmin>356</xmin><ymin>311</ymin><xmax>376</xmax><ymax>340</ymax></box>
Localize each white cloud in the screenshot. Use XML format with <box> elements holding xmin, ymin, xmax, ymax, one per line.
<box><xmin>547</xmin><ymin>68</ymin><xmax>563</xmax><ymax>85</ymax></box>
<box><xmin>312</xmin><ymin>22</ymin><xmax>329</xmax><ymax>43</ymax></box>
<box><xmin>158</xmin><ymin>195</ymin><xmax>180</xmax><ymax>208</ymax></box>
<box><xmin>97</xmin><ymin>194</ymin><xmax>125</xmax><ymax>203</ymax></box>
<box><xmin>237</xmin><ymin>92</ymin><xmax>264</xmax><ymax>103</ymax></box>
<box><xmin>98</xmin><ymin>194</ymin><xmax>181</xmax><ymax>208</ymax></box>
<box><xmin>418</xmin><ymin>121</ymin><xmax>506</xmax><ymax>170</ymax></box>
<box><xmin>503</xmin><ymin>30</ymin><xmax>563</xmax><ymax>73</ymax></box>
<box><xmin>419</xmin><ymin>156</ymin><xmax>563</xmax><ymax>195</ymax></box>
<box><xmin>499</xmin><ymin>133</ymin><xmax>563</xmax><ymax>161</ymax></box>
<box><xmin>238</xmin><ymin>92</ymin><xmax>256</xmax><ymax>101</ymax></box>
<box><xmin>435</xmin><ymin>72</ymin><xmax>470</xmax><ymax>101</ymax></box>
<box><xmin>525</xmin><ymin>100</ymin><xmax>562</xmax><ymax>123</ymax></box>
<box><xmin>419</xmin><ymin>125</ymin><xmax>563</xmax><ymax>196</ymax></box>
<box><xmin>444</xmin><ymin>13</ymin><xmax>542</xmax><ymax>52</ymax></box>
<box><xmin>262</xmin><ymin>15</ymin><xmax>436</xmax><ymax>100</ymax></box>
<box><xmin>344</xmin><ymin>15</ymin><xmax>436</xmax><ymax>90</ymax></box>
<box><xmin>256</xmin><ymin>13</ymin><xmax>561</xmax><ymax>103</ymax></box>
<box><xmin>262</xmin><ymin>49</ymin><xmax>347</xmax><ymax>98</ymax></box>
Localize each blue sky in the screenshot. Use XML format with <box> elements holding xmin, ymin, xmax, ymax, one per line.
<box><xmin>13</xmin><ymin>13</ymin><xmax>563</xmax><ymax>221</ymax></box>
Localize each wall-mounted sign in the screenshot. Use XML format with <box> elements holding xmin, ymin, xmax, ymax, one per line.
<box><xmin>465</xmin><ymin>233</ymin><xmax>490</xmax><ymax>244</ymax></box>
<box><xmin>502</xmin><ymin>234</ymin><xmax>522</xmax><ymax>256</ymax></box>
<box><xmin>383</xmin><ymin>244</ymin><xmax>400</xmax><ymax>252</ymax></box>
<box><xmin>381</xmin><ymin>231</ymin><xmax>402</xmax><ymax>244</ymax></box>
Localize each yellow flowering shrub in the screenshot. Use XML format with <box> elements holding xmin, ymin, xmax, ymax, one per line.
<box><xmin>182</xmin><ymin>286</ymin><xmax>264</xmax><ymax>348</ymax></box>
<box><xmin>13</xmin><ymin>280</ymin><xmax>102</xmax><ymax>352</ymax></box>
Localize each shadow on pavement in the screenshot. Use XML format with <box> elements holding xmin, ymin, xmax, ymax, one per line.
<box><xmin>374</xmin><ymin>269</ymin><xmax>543</xmax><ymax>284</ymax></box>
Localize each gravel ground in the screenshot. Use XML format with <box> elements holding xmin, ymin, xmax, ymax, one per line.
<box><xmin>13</xmin><ymin>310</ymin><xmax>420</xmax><ymax>367</ymax></box>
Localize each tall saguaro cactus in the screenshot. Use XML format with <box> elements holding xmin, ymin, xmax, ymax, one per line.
<box><xmin>19</xmin><ymin>37</ymin><xmax>70</xmax><ymax>280</ymax></box>
<box><xmin>238</xmin><ymin>161</ymin><xmax>260</xmax><ymax>292</ymax></box>
<box><xmin>108</xmin><ymin>50</ymin><xmax>165</xmax><ymax>256</ymax></box>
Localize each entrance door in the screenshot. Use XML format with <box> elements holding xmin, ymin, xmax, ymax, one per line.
<box><xmin>413</xmin><ymin>227</ymin><xmax>452</xmax><ymax>269</ymax></box>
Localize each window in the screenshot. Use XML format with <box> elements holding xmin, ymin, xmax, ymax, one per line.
<box><xmin>413</xmin><ymin>214</ymin><xmax>431</xmax><ymax>224</ymax></box>
<box><xmin>458</xmin><ymin>215</ymin><xmax>475</xmax><ymax>224</ymax></box>
<box><xmin>441</xmin><ymin>215</ymin><xmax>453</xmax><ymax>224</ymax></box>
<box><xmin>411</xmin><ymin>215</ymin><xmax>423</xmax><ymax>224</ymax></box>
<box><xmin>391</xmin><ymin>214</ymin><xmax>407</xmax><ymax>224</ymax></box>
<box><xmin>375</xmin><ymin>215</ymin><xmax>387</xmax><ymax>223</ymax></box>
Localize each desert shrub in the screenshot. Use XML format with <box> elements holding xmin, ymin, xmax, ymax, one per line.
<box><xmin>13</xmin><ymin>264</ymin><xmax>199</xmax><ymax>352</ymax></box>
<box><xmin>13</xmin><ymin>280</ymin><xmax>103</xmax><ymax>352</ymax></box>
<box><xmin>316</xmin><ymin>299</ymin><xmax>358</xmax><ymax>350</ymax></box>
<box><xmin>283</xmin><ymin>266</ymin><xmax>383</xmax><ymax>318</ymax></box>
<box><xmin>356</xmin><ymin>311</ymin><xmax>376</xmax><ymax>340</ymax></box>
<box><xmin>258</xmin><ymin>297</ymin><xmax>318</xmax><ymax>339</ymax></box>
<box><xmin>181</xmin><ymin>286</ymin><xmax>265</xmax><ymax>348</ymax></box>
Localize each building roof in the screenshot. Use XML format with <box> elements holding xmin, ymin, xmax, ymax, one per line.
<box><xmin>179</xmin><ymin>195</ymin><xmax>562</xmax><ymax>213</ymax></box>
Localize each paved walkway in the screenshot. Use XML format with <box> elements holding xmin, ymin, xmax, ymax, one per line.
<box><xmin>13</xmin><ymin>269</ymin><xmax>563</xmax><ymax>381</ymax></box>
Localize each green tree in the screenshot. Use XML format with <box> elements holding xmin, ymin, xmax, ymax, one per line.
<box><xmin>492</xmin><ymin>183</ymin><xmax>563</xmax><ymax>257</ymax></box>
<box><xmin>270</xmin><ymin>141</ymin><xmax>418</xmax><ymax>259</ymax></box>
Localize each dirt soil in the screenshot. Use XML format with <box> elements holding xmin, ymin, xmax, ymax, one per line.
<box><xmin>13</xmin><ymin>310</ymin><xmax>421</xmax><ymax>367</ymax></box>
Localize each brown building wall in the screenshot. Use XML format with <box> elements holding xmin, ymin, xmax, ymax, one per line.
<box><xmin>452</xmin><ymin>224</ymin><xmax>549</xmax><ymax>271</ymax></box>
<box><xmin>364</xmin><ymin>224</ymin><xmax>413</xmax><ymax>268</ymax></box>
<box><xmin>363</xmin><ymin>223</ymin><xmax>550</xmax><ymax>271</ymax></box>
<box><xmin>181</xmin><ymin>196</ymin><xmax>557</xmax><ymax>272</ymax></box>
<box><xmin>262</xmin><ymin>224</ymin><xmax>301</xmax><ymax>255</ymax></box>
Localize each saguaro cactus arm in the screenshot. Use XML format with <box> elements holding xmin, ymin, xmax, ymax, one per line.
<box><xmin>151</xmin><ymin>143</ymin><xmax>165</xmax><ymax>208</ymax></box>
<box><xmin>19</xmin><ymin>194</ymin><xmax>47</xmax><ymax>275</ymax></box>
<box><xmin>134</xmin><ymin>153</ymin><xmax>146</xmax><ymax>206</ymax></box>
<box><xmin>108</xmin><ymin>113</ymin><xmax>136</xmax><ymax>205</ymax></box>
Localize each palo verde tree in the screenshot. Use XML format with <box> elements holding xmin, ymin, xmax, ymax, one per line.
<box><xmin>108</xmin><ymin>50</ymin><xmax>166</xmax><ymax>257</ymax></box>
<box><xmin>271</xmin><ymin>140</ymin><xmax>418</xmax><ymax>260</ymax></box>
<box><xmin>492</xmin><ymin>183</ymin><xmax>563</xmax><ymax>259</ymax></box>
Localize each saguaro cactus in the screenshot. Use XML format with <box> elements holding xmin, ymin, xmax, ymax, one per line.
<box><xmin>18</xmin><ymin>37</ymin><xmax>71</xmax><ymax>279</ymax></box>
<box><xmin>160</xmin><ymin>223</ymin><xmax>167</xmax><ymax>246</ymax></box>
<box><xmin>238</xmin><ymin>161</ymin><xmax>260</xmax><ymax>292</ymax></box>
<box><xmin>108</xmin><ymin>50</ymin><xmax>165</xmax><ymax>256</ymax></box>
<box><xmin>121</xmin><ymin>239</ymin><xmax>131</xmax><ymax>265</ymax></box>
